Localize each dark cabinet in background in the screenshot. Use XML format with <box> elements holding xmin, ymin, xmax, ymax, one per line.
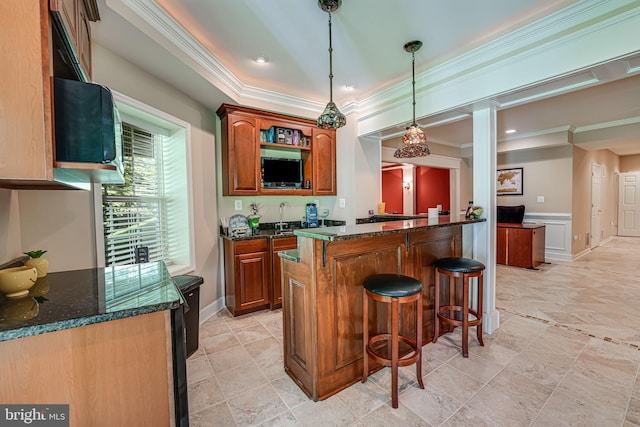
<box><xmin>270</xmin><ymin>236</ymin><xmax>297</xmax><ymax>309</ymax></box>
<box><xmin>497</xmin><ymin>223</ymin><xmax>546</xmax><ymax>269</ymax></box>
<box><xmin>223</xmin><ymin>238</ymin><xmax>270</xmax><ymax>316</ymax></box>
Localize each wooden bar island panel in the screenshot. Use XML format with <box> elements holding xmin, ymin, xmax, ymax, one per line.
<box><xmin>280</xmin><ymin>217</ymin><xmax>483</xmax><ymax>401</ymax></box>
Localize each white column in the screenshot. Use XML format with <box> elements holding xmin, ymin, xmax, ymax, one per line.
<box><xmin>472</xmin><ymin>105</ymin><xmax>499</xmax><ymax>333</ymax></box>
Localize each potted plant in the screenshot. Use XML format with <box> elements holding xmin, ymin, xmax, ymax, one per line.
<box><xmin>248</xmin><ymin>202</ymin><xmax>261</xmax><ymax>231</ymax></box>
<box><xmin>24</xmin><ymin>249</ymin><xmax>49</xmax><ymax>278</ymax></box>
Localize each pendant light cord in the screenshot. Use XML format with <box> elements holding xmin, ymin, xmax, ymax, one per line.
<box><xmin>328</xmin><ymin>11</ymin><xmax>334</xmax><ymax>102</ymax></box>
<box><xmin>411</xmin><ymin>50</ymin><xmax>416</xmax><ymax>126</ymax></box>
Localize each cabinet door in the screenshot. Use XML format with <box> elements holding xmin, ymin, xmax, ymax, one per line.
<box><xmin>77</xmin><ymin>0</ymin><xmax>92</xmax><ymax>81</ymax></box>
<box><xmin>235</xmin><ymin>251</ymin><xmax>269</xmax><ymax>312</ymax></box>
<box><xmin>224</xmin><ymin>113</ymin><xmax>259</xmax><ymax>195</ymax></box>
<box><xmin>50</xmin><ymin>0</ymin><xmax>78</xmax><ymax>46</ymax></box>
<box><xmin>271</xmin><ymin>237</ymin><xmax>297</xmax><ymax>309</ymax></box>
<box><xmin>312</xmin><ymin>128</ymin><xmax>336</xmax><ymax>195</ymax></box>
<box><xmin>496</xmin><ymin>227</ymin><xmax>507</xmax><ymax>265</ymax></box>
<box><xmin>507</xmin><ymin>228</ymin><xmax>533</xmax><ymax>268</ymax></box>
<box><xmin>0</xmin><ymin>0</ymin><xmax>54</xmax><ymax>181</ymax></box>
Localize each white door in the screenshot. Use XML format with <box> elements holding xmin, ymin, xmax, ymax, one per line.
<box><xmin>618</xmin><ymin>172</ymin><xmax>640</xmax><ymax>237</ymax></box>
<box><xmin>591</xmin><ymin>163</ymin><xmax>602</xmax><ymax>248</ymax></box>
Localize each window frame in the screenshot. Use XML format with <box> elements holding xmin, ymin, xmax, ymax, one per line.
<box><xmin>93</xmin><ymin>91</ymin><xmax>195</xmax><ymax>275</ymax></box>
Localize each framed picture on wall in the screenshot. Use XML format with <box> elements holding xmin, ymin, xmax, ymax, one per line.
<box><xmin>497</xmin><ymin>168</ymin><xmax>523</xmax><ymax>195</ymax></box>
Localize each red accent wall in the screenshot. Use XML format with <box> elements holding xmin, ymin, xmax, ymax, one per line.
<box><xmin>382</xmin><ymin>169</ymin><xmax>403</xmax><ymax>214</ymax></box>
<box><xmin>416</xmin><ymin>167</ymin><xmax>450</xmax><ymax>214</ymax></box>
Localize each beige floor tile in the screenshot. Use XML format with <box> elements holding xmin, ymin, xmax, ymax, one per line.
<box><xmin>187</xmin><ymin>353</ymin><xmax>214</xmax><ymax>384</ymax></box>
<box><xmin>335</xmin><ymin>378</ymin><xmax>389</xmax><ymax>419</ymax></box>
<box><xmin>245</xmin><ymin>336</ymin><xmax>284</xmax><ymax>381</ymax></box>
<box><xmin>424</xmin><ymin>364</ymin><xmax>484</xmax><ymax>403</ymax></box>
<box><xmin>207</xmin><ymin>344</ymin><xmax>254</xmax><ymax>374</ymax></box>
<box><xmin>190</xmin><ymin>401</ymin><xmax>236</xmax><ymax>427</ymax></box>
<box><xmin>258</xmin><ymin>410</ymin><xmax>300</xmax><ymax>426</ymax></box>
<box><xmin>201</xmin><ymin>331</ymin><xmax>241</xmax><ymax>354</ymax></box>
<box><xmin>626</xmin><ymin>394</ymin><xmax>640</xmax><ymax>426</ymax></box>
<box><xmin>226</xmin><ymin>383</ymin><xmax>289</xmax><ymax>427</ymax></box>
<box><xmin>225</xmin><ymin>313</ymin><xmax>261</xmax><ymax>331</ymax></box>
<box><xmin>400</xmin><ymin>383</ymin><xmax>462</xmax><ymax>425</ymax></box>
<box><xmin>441</xmin><ymin>405</ymin><xmax>496</xmax><ymax>427</ymax></box>
<box><xmin>270</xmin><ymin>376</ymin><xmax>310</xmax><ymax>409</ymax></box>
<box><xmin>291</xmin><ymin>397</ymin><xmax>358</xmax><ymax>427</ymax></box>
<box><xmin>466</xmin><ymin>382</ymin><xmax>542</xmax><ymax>427</ymax></box>
<box><xmin>358</xmin><ymin>403</ymin><xmax>430</xmax><ymax>427</ymax></box>
<box><xmin>446</xmin><ymin>353</ymin><xmax>503</xmax><ymax>383</ymax></box>
<box><xmin>216</xmin><ymin>360</ymin><xmax>269</xmax><ymax>399</ymax></box>
<box><xmin>188</xmin><ymin>375</ymin><xmax>225</xmax><ymax>414</ymax></box>
<box><xmin>234</xmin><ymin>324</ymin><xmax>273</xmax><ymax>345</ymax></box>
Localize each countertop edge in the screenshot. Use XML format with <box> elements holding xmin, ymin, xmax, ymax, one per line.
<box><xmin>0</xmin><ymin>300</ymin><xmax>179</xmax><ymax>343</ymax></box>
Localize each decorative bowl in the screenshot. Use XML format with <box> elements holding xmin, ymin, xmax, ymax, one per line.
<box><xmin>0</xmin><ymin>297</ymin><xmax>39</xmax><ymax>323</ymax></box>
<box><xmin>0</xmin><ymin>266</ymin><xmax>38</xmax><ymax>299</ymax></box>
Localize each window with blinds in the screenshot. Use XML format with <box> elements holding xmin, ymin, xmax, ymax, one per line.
<box><xmin>102</xmin><ymin>123</ymin><xmax>169</xmax><ymax>266</ymax></box>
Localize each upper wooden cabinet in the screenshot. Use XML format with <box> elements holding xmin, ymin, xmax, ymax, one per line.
<box><xmin>0</xmin><ymin>0</ymin><xmax>104</xmax><ymax>189</ymax></box>
<box><xmin>50</xmin><ymin>0</ymin><xmax>97</xmax><ymax>81</ymax></box>
<box><xmin>216</xmin><ymin>104</ymin><xmax>337</xmax><ymax>196</ymax></box>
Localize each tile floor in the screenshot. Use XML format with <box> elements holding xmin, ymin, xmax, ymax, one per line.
<box><xmin>187</xmin><ymin>236</ymin><xmax>640</xmax><ymax>426</ymax></box>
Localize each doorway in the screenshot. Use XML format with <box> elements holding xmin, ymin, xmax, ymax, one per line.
<box><xmin>618</xmin><ymin>172</ymin><xmax>640</xmax><ymax>236</ymax></box>
<box><xmin>591</xmin><ymin>163</ymin><xmax>602</xmax><ymax>248</ymax></box>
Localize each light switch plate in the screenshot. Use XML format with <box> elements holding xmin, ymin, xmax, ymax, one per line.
<box><xmin>536</xmin><ymin>195</ymin><xmax>544</xmax><ymax>203</ymax></box>
<box><xmin>234</xmin><ymin>200</ymin><xmax>242</xmax><ymax>211</ymax></box>
<box><xmin>339</xmin><ymin>198</ymin><xmax>346</xmax><ymax>208</ymax></box>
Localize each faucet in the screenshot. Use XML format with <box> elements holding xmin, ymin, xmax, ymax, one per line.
<box><xmin>277</xmin><ymin>202</ymin><xmax>287</xmax><ymax>231</ymax></box>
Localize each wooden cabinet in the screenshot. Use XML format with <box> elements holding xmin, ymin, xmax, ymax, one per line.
<box><xmin>271</xmin><ymin>236</ymin><xmax>297</xmax><ymax>309</ymax></box>
<box><xmin>216</xmin><ymin>104</ymin><xmax>337</xmax><ymax>196</ymax></box>
<box><xmin>0</xmin><ymin>0</ymin><xmax>103</xmax><ymax>189</ymax></box>
<box><xmin>312</xmin><ymin>127</ymin><xmax>337</xmax><ymax>195</ymax></box>
<box><xmin>50</xmin><ymin>0</ymin><xmax>96</xmax><ymax>81</ymax></box>
<box><xmin>497</xmin><ymin>223</ymin><xmax>546</xmax><ymax>269</ymax></box>
<box><xmin>223</xmin><ymin>236</ymin><xmax>297</xmax><ymax>315</ymax></box>
<box><xmin>223</xmin><ymin>238</ymin><xmax>270</xmax><ymax>316</ymax></box>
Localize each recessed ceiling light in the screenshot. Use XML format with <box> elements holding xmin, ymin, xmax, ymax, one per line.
<box><xmin>254</xmin><ymin>56</ymin><xmax>268</xmax><ymax>64</ymax></box>
<box><xmin>505</xmin><ymin>129</ymin><xmax>516</xmax><ymax>134</ymax></box>
<box><xmin>345</xmin><ymin>84</ymin><xmax>355</xmax><ymax>91</ymax></box>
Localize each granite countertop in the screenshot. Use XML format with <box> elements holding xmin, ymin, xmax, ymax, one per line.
<box><xmin>222</xmin><ymin>220</ymin><xmax>346</xmax><ymax>241</ymax></box>
<box><xmin>0</xmin><ymin>261</ymin><xmax>182</xmax><ymax>342</ymax></box>
<box><xmin>294</xmin><ymin>215</ymin><xmax>485</xmax><ymax>242</ymax></box>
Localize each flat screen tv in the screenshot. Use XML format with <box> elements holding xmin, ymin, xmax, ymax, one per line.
<box><xmin>261</xmin><ymin>157</ymin><xmax>303</xmax><ymax>188</ymax></box>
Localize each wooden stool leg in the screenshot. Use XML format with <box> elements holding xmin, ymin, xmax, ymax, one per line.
<box><xmin>432</xmin><ymin>268</ymin><xmax>440</xmax><ymax>343</ymax></box>
<box><xmin>448</xmin><ymin>274</ymin><xmax>455</xmax><ymax>333</ymax></box>
<box><xmin>477</xmin><ymin>273</ymin><xmax>484</xmax><ymax>347</ymax></box>
<box><xmin>462</xmin><ymin>274</ymin><xmax>469</xmax><ymax>358</ymax></box>
<box><xmin>391</xmin><ymin>297</ymin><xmax>399</xmax><ymax>409</ymax></box>
<box><xmin>416</xmin><ymin>295</ymin><xmax>424</xmax><ymax>389</ymax></box>
<box><xmin>362</xmin><ymin>288</ymin><xmax>369</xmax><ymax>383</ymax></box>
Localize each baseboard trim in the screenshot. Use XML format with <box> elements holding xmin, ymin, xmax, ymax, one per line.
<box><xmin>483</xmin><ymin>308</ymin><xmax>500</xmax><ymax>334</ymax></box>
<box><xmin>199</xmin><ymin>297</ymin><xmax>225</xmax><ymax>324</ymax></box>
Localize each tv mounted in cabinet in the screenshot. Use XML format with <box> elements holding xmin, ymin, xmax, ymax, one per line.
<box><xmin>261</xmin><ymin>157</ymin><xmax>303</xmax><ymax>189</ymax></box>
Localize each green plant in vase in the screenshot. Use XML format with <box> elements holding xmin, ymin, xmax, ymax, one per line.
<box><xmin>23</xmin><ymin>249</ymin><xmax>49</xmax><ymax>278</ymax></box>
<box><xmin>248</xmin><ymin>202</ymin><xmax>261</xmax><ymax>232</ymax></box>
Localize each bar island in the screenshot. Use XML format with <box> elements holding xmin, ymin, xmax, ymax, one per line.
<box><xmin>280</xmin><ymin>216</ymin><xmax>484</xmax><ymax>401</ymax></box>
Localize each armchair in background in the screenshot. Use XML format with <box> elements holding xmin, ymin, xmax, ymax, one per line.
<box><xmin>496</xmin><ymin>205</ymin><xmax>525</xmax><ymax>224</ymax></box>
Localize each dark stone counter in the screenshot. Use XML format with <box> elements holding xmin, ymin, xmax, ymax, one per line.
<box><xmin>0</xmin><ymin>261</ymin><xmax>182</xmax><ymax>342</ymax></box>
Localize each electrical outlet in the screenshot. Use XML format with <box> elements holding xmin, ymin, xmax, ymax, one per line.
<box><xmin>339</xmin><ymin>198</ymin><xmax>346</xmax><ymax>208</ymax></box>
<box><xmin>234</xmin><ymin>200</ymin><xmax>242</xmax><ymax>211</ymax></box>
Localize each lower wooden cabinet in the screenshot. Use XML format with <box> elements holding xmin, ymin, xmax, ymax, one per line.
<box><xmin>224</xmin><ymin>238</ymin><xmax>270</xmax><ymax>316</ymax></box>
<box><xmin>497</xmin><ymin>223</ymin><xmax>546</xmax><ymax>269</ymax></box>
<box><xmin>223</xmin><ymin>236</ymin><xmax>297</xmax><ymax>316</ymax></box>
<box><xmin>271</xmin><ymin>236</ymin><xmax>297</xmax><ymax>309</ymax></box>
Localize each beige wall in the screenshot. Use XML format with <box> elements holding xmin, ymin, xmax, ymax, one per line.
<box><xmin>571</xmin><ymin>147</ymin><xmax>620</xmax><ymax>254</ymax></box>
<box><xmin>92</xmin><ymin>44</ymin><xmax>221</xmax><ymax>310</ymax></box>
<box><xmin>620</xmin><ymin>154</ymin><xmax>640</xmax><ymax>172</ymax></box>
<box><xmin>0</xmin><ymin>189</ymin><xmax>22</xmax><ymax>264</ymax></box>
<box><xmin>497</xmin><ymin>145</ymin><xmax>573</xmax><ymax>213</ymax></box>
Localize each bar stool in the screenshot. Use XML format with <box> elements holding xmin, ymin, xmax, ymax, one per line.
<box><xmin>432</xmin><ymin>257</ymin><xmax>485</xmax><ymax>358</ymax></box>
<box><xmin>361</xmin><ymin>274</ymin><xmax>424</xmax><ymax>408</ymax></box>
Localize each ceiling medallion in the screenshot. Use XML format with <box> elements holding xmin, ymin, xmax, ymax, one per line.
<box><xmin>394</xmin><ymin>40</ymin><xmax>430</xmax><ymax>158</ymax></box>
<box><xmin>317</xmin><ymin>0</ymin><xmax>346</xmax><ymax>129</ymax></box>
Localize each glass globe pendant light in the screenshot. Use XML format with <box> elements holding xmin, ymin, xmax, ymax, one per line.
<box><xmin>317</xmin><ymin>0</ymin><xmax>346</xmax><ymax>129</ymax></box>
<box><xmin>394</xmin><ymin>40</ymin><xmax>430</xmax><ymax>158</ymax></box>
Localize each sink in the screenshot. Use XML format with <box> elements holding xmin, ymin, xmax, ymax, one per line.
<box><xmin>274</xmin><ymin>230</ymin><xmax>295</xmax><ymax>236</ymax></box>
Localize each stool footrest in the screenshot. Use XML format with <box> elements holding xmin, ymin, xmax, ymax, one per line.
<box><xmin>436</xmin><ymin>306</ymin><xmax>482</xmax><ymax>327</ymax></box>
<box><xmin>366</xmin><ymin>333</ymin><xmax>420</xmax><ymax>368</ymax></box>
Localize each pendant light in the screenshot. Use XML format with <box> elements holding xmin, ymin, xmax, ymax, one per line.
<box><xmin>317</xmin><ymin>0</ymin><xmax>346</xmax><ymax>129</ymax></box>
<box><xmin>394</xmin><ymin>40</ymin><xmax>430</xmax><ymax>158</ymax></box>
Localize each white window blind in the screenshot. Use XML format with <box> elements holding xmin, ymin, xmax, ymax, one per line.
<box><xmin>103</xmin><ymin>123</ymin><xmax>169</xmax><ymax>266</ymax></box>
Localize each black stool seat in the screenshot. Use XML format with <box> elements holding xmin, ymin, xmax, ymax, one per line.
<box><xmin>363</xmin><ymin>274</ymin><xmax>423</xmax><ymax>297</ymax></box>
<box><xmin>433</xmin><ymin>257</ymin><xmax>485</xmax><ymax>273</ymax></box>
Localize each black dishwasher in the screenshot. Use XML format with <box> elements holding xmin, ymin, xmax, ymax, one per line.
<box><xmin>172</xmin><ymin>275</ymin><xmax>203</xmax><ymax>358</ymax></box>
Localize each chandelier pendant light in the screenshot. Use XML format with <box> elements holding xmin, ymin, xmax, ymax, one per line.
<box><xmin>394</xmin><ymin>40</ymin><xmax>430</xmax><ymax>158</ymax></box>
<box><xmin>317</xmin><ymin>0</ymin><xmax>346</xmax><ymax>129</ymax></box>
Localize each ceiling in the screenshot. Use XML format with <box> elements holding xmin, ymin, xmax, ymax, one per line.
<box><xmin>93</xmin><ymin>0</ymin><xmax>640</xmax><ymax>155</ymax></box>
